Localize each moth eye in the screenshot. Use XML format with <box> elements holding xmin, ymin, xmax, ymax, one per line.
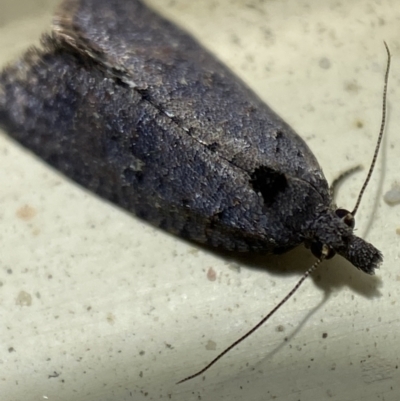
<box><xmin>335</xmin><ymin>208</ymin><xmax>355</xmax><ymax>229</ymax></box>
<box><xmin>249</xmin><ymin>165</ymin><xmax>287</xmax><ymax>206</ymax></box>
<box><xmin>311</xmin><ymin>241</ymin><xmax>336</xmax><ymax>260</ymax></box>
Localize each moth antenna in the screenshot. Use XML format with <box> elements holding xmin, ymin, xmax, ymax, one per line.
<box><xmin>177</xmin><ymin>251</ymin><xmax>328</xmax><ymax>384</ymax></box>
<box><xmin>330</xmin><ymin>165</ymin><xmax>362</xmax><ymax>200</ymax></box>
<box><xmin>351</xmin><ymin>42</ymin><xmax>391</xmax><ymax>216</ymax></box>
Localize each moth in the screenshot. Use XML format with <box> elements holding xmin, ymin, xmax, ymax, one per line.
<box><xmin>0</xmin><ymin>0</ymin><xmax>384</xmax><ymax>272</ymax></box>
<box><xmin>0</xmin><ymin>0</ymin><xmax>389</xmax><ymax>382</ymax></box>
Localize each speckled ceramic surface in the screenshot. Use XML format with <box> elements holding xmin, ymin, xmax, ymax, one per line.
<box><xmin>1</xmin><ymin>1</ymin><xmax>399</xmax><ymax>400</ymax></box>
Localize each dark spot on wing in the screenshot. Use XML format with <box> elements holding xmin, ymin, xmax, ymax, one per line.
<box><xmin>249</xmin><ymin>166</ymin><xmax>287</xmax><ymax>206</ymax></box>
<box><xmin>123</xmin><ymin>167</ymin><xmax>144</xmax><ymax>183</ymax></box>
<box><xmin>207</xmin><ymin>142</ymin><xmax>219</xmax><ymax>152</ymax></box>
<box><xmin>136</xmin><ymin>88</ymin><xmax>151</xmax><ymax>101</ymax></box>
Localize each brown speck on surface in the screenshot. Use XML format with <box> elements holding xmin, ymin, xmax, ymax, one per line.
<box><xmin>319</xmin><ymin>57</ymin><xmax>331</xmax><ymax>69</ymax></box>
<box><xmin>276</xmin><ymin>325</ymin><xmax>285</xmax><ymax>332</ymax></box>
<box><xmin>355</xmin><ymin>119</ymin><xmax>364</xmax><ymax>128</ymax></box>
<box><xmin>8</xmin><ymin>347</ymin><xmax>15</xmax><ymax>353</ymax></box>
<box><xmin>344</xmin><ymin>80</ymin><xmax>361</xmax><ymax>93</ymax></box>
<box><xmin>16</xmin><ymin>290</ymin><xmax>32</xmax><ymax>306</ymax></box>
<box><xmin>205</xmin><ymin>339</ymin><xmax>217</xmax><ymax>350</ymax></box>
<box><xmin>139</xmin><ymin>350</ymin><xmax>145</xmax><ymax>356</ymax></box>
<box><xmin>106</xmin><ymin>312</ymin><xmax>115</xmax><ymax>325</ymax></box>
<box><xmin>16</xmin><ymin>204</ymin><xmax>37</xmax><ymax>221</ymax></box>
<box><xmin>396</xmin><ymin>228</ymin><xmax>400</xmax><ymax>236</ymax></box>
<box><xmin>206</xmin><ymin>267</ymin><xmax>217</xmax><ymax>281</ymax></box>
<box><xmin>322</xmin><ymin>332</ymin><xmax>328</xmax><ymax>339</ymax></box>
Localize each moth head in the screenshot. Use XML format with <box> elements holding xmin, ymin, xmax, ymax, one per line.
<box><xmin>306</xmin><ymin>209</ymin><xmax>382</xmax><ymax>275</ymax></box>
<box><xmin>307</xmin><ymin>43</ymin><xmax>390</xmax><ymax>276</ymax></box>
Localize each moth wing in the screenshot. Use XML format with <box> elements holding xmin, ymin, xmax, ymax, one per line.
<box><xmin>53</xmin><ymin>0</ymin><xmax>329</xmax><ymax>196</ymax></box>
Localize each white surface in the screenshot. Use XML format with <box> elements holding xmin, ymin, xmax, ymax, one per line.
<box><xmin>0</xmin><ymin>1</ymin><xmax>399</xmax><ymax>400</ymax></box>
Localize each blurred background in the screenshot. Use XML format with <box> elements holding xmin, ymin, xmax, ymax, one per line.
<box><xmin>1</xmin><ymin>1</ymin><xmax>399</xmax><ymax>400</ymax></box>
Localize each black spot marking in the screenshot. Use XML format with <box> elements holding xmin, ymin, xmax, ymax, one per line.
<box><xmin>207</xmin><ymin>142</ymin><xmax>219</xmax><ymax>152</ymax></box>
<box><xmin>136</xmin><ymin>88</ymin><xmax>151</xmax><ymax>101</ymax></box>
<box><xmin>170</xmin><ymin>115</ymin><xmax>180</xmax><ymax>125</ymax></box>
<box><xmin>123</xmin><ymin>167</ymin><xmax>144</xmax><ymax>183</ymax></box>
<box><xmin>208</xmin><ymin>211</ymin><xmax>224</xmax><ymax>230</ymax></box>
<box><xmin>275</xmin><ymin>130</ymin><xmax>284</xmax><ymax>153</ymax></box>
<box><xmin>182</xmin><ymin>198</ymin><xmax>190</xmax><ymax>208</ymax></box>
<box><xmin>158</xmin><ymin>218</ymin><xmax>169</xmax><ymax>230</ymax></box>
<box><xmin>249</xmin><ymin>166</ymin><xmax>287</xmax><ymax>206</ymax></box>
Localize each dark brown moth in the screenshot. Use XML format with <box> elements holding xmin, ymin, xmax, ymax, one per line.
<box><xmin>0</xmin><ymin>0</ymin><xmax>389</xmax><ymax>383</ymax></box>
<box><xmin>0</xmin><ymin>0</ymin><xmax>383</xmax><ymax>272</ymax></box>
